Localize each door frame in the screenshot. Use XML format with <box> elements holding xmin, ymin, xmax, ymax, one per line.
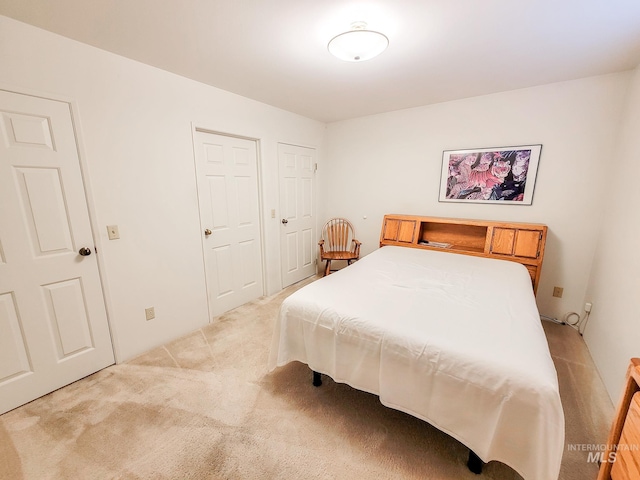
<box><xmin>0</xmin><ymin>83</ymin><xmax>118</xmax><ymax>361</ymax></box>
<box><xmin>190</xmin><ymin>124</ymin><xmax>267</xmax><ymax>321</ymax></box>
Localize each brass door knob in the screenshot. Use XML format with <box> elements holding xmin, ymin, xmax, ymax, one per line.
<box><xmin>204</xmin><ymin>229</ymin><xmax>212</xmax><ymax>236</ymax></box>
<box><xmin>78</xmin><ymin>247</ymin><xmax>92</xmax><ymax>256</ymax></box>
<box><xmin>281</xmin><ymin>219</ymin><xmax>288</xmax><ymax>225</ymax></box>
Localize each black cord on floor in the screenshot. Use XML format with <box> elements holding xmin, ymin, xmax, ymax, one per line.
<box><xmin>541</xmin><ymin>312</ymin><xmax>591</xmax><ymax>336</ymax></box>
<box><xmin>540</xmin><ymin>314</ymin><xmax>564</xmax><ymax>325</ymax></box>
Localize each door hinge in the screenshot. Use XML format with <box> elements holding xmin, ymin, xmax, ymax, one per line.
<box><xmin>314</xmin><ymin>162</ymin><xmax>318</xmax><ymax>173</ymax></box>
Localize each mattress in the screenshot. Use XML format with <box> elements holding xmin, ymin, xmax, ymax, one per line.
<box><xmin>268</xmin><ymin>245</ymin><xmax>564</xmax><ymax>480</ymax></box>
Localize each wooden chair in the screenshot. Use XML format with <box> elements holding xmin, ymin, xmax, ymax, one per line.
<box><xmin>318</xmin><ymin>218</ymin><xmax>361</xmax><ymax>276</ymax></box>
<box><xmin>598</xmin><ymin>358</ymin><xmax>640</xmax><ymax>480</ymax></box>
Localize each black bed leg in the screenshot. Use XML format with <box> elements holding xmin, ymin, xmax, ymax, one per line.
<box><xmin>312</xmin><ymin>370</ymin><xmax>322</xmax><ymax>387</ymax></box>
<box><xmin>467</xmin><ymin>450</ymin><xmax>483</xmax><ymax>474</ymax></box>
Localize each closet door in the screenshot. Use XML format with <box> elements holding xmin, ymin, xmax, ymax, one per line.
<box><xmin>0</xmin><ymin>90</ymin><xmax>114</xmax><ymax>414</ymax></box>
<box><xmin>193</xmin><ymin>130</ymin><xmax>264</xmax><ymax>318</ymax></box>
<box><xmin>278</xmin><ymin>143</ymin><xmax>316</xmax><ymax>288</ymax></box>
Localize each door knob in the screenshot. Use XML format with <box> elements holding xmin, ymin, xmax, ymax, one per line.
<box><xmin>281</xmin><ymin>219</ymin><xmax>288</xmax><ymax>225</ymax></box>
<box><xmin>204</xmin><ymin>229</ymin><xmax>212</xmax><ymax>236</ymax></box>
<box><xmin>78</xmin><ymin>247</ymin><xmax>92</xmax><ymax>256</ymax></box>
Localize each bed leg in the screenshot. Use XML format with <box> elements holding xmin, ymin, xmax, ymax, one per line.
<box><xmin>467</xmin><ymin>450</ymin><xmax>483</xmax><ymax>474</ymax></box>
<box><xmin>312</xmin><ymin>370</ymin><xmax>322</xmax><ymax>387</ymax></box>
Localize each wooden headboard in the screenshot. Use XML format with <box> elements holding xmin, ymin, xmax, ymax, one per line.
<box><xmin>380</xmin><ymin>214</ymin><xmax>548</xmax><ymax>294</ymax></box>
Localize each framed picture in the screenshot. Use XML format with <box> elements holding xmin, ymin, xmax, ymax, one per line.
<box><xmin>438</xmin><ymin>144</ymin><xmax>541</xmax><ymax>205</ymax></box>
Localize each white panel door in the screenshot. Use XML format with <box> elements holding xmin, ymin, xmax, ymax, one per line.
<box><xmin>193</xmin><ymin>130</ymin><xmax>263</xmax><ymax>318</ymax></box>
<box><xmin>0</xmin><ymin>90</ymin><xmax>114</xmax><ymax>415</ymax></box>
<box><xmin>278</xmin><ymin>143</ymin><xmax>316</xmax><ymax>288</ymax></box>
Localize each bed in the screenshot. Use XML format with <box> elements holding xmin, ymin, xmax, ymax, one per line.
<box><xmin>268</xmin><ymin>215</ymin><xmax>565</xmax><ymax>480</ymax></box>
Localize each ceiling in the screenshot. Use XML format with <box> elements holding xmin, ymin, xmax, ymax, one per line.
<box><xmin>2</xmin><ymin>0</ymin><xmax>640</xmax><ymax>123</ymax></box>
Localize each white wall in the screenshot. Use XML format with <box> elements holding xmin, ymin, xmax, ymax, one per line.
<box><xmin>583</xmin><ymin>65</ymin><xmax>640</xmax><ymax>402</ymax></box>
<box><xmin>323</xmin><ymin>74</ymin><xmax>630</xmax><ymax>320</ymax></box>
<box><xmin>0</xmin><ymin>16</ymin><xmax>326</xmax><ymax>361</ymax></box>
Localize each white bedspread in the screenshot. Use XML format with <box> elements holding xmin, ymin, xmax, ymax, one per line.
<box><xmin>268</xmin><ymin>245</ymin><xmax>564</xmax><ymax>480</ymax></box>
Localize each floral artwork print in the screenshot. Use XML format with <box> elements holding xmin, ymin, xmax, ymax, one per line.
<box><xmin>441</xmin><ymin>146</ymin><xmax>541</xmax><ymax>204</ymax></box>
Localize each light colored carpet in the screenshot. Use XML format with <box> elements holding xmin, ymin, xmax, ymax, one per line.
<box><xmin>0</xmin><ymin>276</ymin><xmax>614</xmax><ymax>480</ymax></box>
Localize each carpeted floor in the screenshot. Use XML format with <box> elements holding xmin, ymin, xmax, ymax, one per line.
<box><xmin>0</xmin><ymin>275</ymin><xmax>614</xmax><ymax>479</ymax></box>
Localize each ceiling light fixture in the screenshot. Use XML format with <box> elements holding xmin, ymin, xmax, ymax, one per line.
<box><xmin>328</xmin><ymin>21</ymin><xmax>389</xmax><ymax>62</ymax></box>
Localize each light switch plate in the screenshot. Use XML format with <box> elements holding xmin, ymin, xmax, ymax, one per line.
<box><xmin>107</xmin><ymin>225</ymin><xmax>120</xmax><ymax>240</ymax></box>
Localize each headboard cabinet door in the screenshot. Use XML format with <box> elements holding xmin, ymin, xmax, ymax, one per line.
<box><xmin>514</xmin><ymin>230</ymin><xmax>543</xmax><ymax>259</ymax></box>
<box><xmin>490</xmin><ymin>227</ymin><xmax>543</xmax><ymax>260</ymax></box>
<box><xmin>490</xmin><ymin>228</ymin><xmax>516</xmax><ymax>255</ymax></box>
<box><xmin>381</xmin><ymin>218</ymin><xmax>417</xmax><ymax>244</ymax></box>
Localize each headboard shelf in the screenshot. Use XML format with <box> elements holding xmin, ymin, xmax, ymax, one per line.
<box><xmin>380</xmin><ymin>214</ymin><xmax>548</xmax><ymax>294</ymax></box>
<box><xmin>419</xmin><ymin>222</ymin><xmax>487</xmax><ymax>251</ymax></box>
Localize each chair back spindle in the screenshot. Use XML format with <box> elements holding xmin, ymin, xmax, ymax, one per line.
<box><xmin>325</xmin><ymin>218</ymin><xmax>352</xmax><ymax>252</ymax></box>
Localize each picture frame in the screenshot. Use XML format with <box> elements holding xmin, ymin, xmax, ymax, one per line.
<box><xmin>438</xmin><ymin>144</ymin><xmax>542</xmax><ymax>205</ymax></box>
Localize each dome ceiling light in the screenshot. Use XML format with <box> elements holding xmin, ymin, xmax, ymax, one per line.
<box><xmin>327</xmin><ymin>21</ymin><xmax>389</xmax><ymax>62</ymax></box>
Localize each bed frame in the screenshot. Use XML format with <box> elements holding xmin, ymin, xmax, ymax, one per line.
<box><xmin>314</xmin><ymin>366</ymin><xmax>485</xmax><ymax>472</ymax></box>
<box><xmin>379</xmin><ymin>214</ymin><xmax>548</xmax><ymax>294</ymax></box>
<box><xmin>311</xmin><ymin>214</ymin><xmax>550</xmax><ymax>474</ymax></box>
<box><xmin>312</xmin><ymin>372</ymin><xmax>483</xmax><ymax>473</ymax></box>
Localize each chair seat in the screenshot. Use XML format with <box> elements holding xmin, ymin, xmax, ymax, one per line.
<box><xmin>321</xmin><ymin>251</ymin><xmax>359</xmax><ymax>261</ymax></box>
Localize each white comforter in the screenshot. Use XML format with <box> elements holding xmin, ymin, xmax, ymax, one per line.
<box><xmin>268</xmin><ymin>245</ymin><xmax>564</xmax><ymax>480</ymax></box>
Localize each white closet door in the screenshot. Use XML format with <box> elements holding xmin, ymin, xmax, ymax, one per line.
<box><xmin>193</xmin><ymin>130</ymin><xmax>264</xmax><ymax>318</ymax></box>
<box><xmin>0</xmin><ymin>90</ymin><xmax>114</xmax><ymax>415</ymax></box>
<box><xmin>278</xmin><ymin>143</ymin><xmax>316</xmax><ymax>288</ymax></box>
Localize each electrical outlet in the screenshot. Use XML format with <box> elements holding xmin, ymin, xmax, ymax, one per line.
<box><xmin>552</xmin><ymin>286</ymin><xmax>564</xmax><ymax>298</ymax></box>
<box><xmin>585</xmin><ymin>302</ymin><xmax>592</xmax><ymax>313</ymax></box>
<box><xmin>107</xmin><ymin>225</ymin><xmax>120</xmax><ymax>240</ymax></box>
<box><xmin>145</xmin><ymin>307</ymin><xmax>155</xmax><ymax>321</ymax></box>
